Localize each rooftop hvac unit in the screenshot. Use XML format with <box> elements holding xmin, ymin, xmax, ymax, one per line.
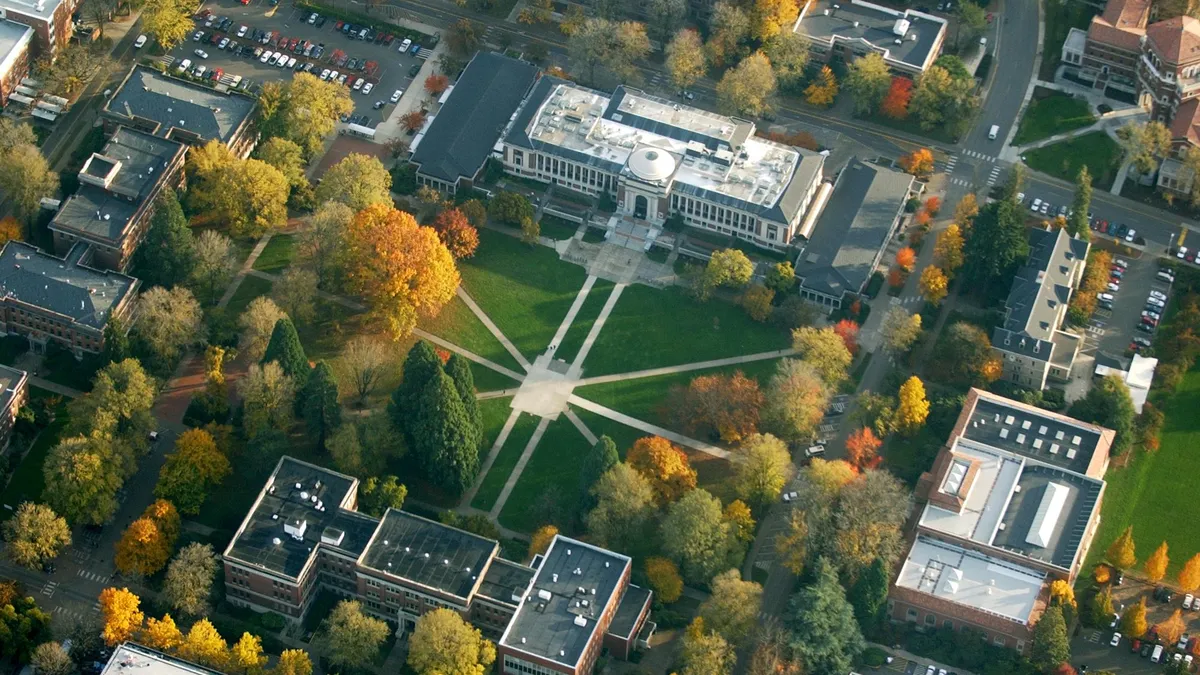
<box><xmin>537</xmin><ymin>589</ymin><xmax>552</xmax><ymax>601</ymax></box>
<box><xmin>893</xmin><ymin>18</ymin><xmax>911</xmax><ymax>36</ymax></box>
<box><xmin>573</xmin><ymin>615</ymin><xmax>588</xmax><ymax>627</ymax></box>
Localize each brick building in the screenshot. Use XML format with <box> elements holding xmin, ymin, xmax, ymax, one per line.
<box><xmin>0</xmin><ymin>19</ymin><xmax>32</xmax><ymax>106</ymax></box>
<box><xmin>223</xmin><ymin>457</ymin><xmax>655</xmax><ymax>673</ymax></box>
<box><xmin>0</xmin><ymin>363</ymin><xmax>26</xmax><ymax>450</ymax></box>
<box><xmin>888</xmin><ymin>389</ymin><xmax>1114</xmax><ymax>652</ymax></box>
<box><xmin>794</xmin><ymin>0</ymin><xmax>948</xmax><ymax>77</ymax></box>
<box><xmin>48</xmin><ymin>127</ymin><xmax>186</xmax><ymax>271</ymax></box>
<box><xmin>0</xmin><ymin>0</ymin><xmax>79</xmax><ymax>56</ymax></box>
<box><xmin>0</xmin><ymin>240</ymin><xmax>138</xmax><ymax>356</ymax></box>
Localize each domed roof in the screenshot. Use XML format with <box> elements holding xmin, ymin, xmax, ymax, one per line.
<box><xmin>627</xmin><ymin>148</ymin><xmax>676</xmax><ymax>181</ymax></box>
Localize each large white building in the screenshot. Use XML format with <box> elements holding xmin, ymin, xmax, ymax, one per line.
<box><xmin>500</xmin><ymin>79</ymin><xmax>827</xmax><ymax>250</ymax></box>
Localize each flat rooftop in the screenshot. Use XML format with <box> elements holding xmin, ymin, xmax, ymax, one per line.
<box><xmin>479</xmin><ymin>558</ymin><xmax>536</xmax><ymax>606</ymax></box>
<box><xmin>0</xmin><ymin>364</ymin><xmax>25</xmax><ymax>414</ymax></box>
<box><xmin>501</xmin><ymin>537</ymin><xmax>629</xmax><ymax>668</ymax></box>
<box><xmin>607</xmin><ymin>584</ymin><xmax>651</xmax><ymax>640</ymax></box>
<box><xmin>798</xmin><ymin>0</ymin><xmax>947</xmax><ymax>69</ymax></box>
<box><xmin>796</xmin><ymin>158</ymin><xmax>914</xmax><ymax>297</ymax></box>
<box><xmin>101</xmin><ymin>643</ymin><xmax>224</xmax><ymax>675</ymax></box>
<box><xmin>0</xmin><ymin>0</ymin><xmax>64</xmax><ymax>20</ymax></box>
<box><xmin>896</xmin><ymin>535</ymin><xmax>1045</xmax><ymax>624</ymax></box>
<box><xmin>0</xmin><ymin>19</ymin><xmax>31</xmax><ymax>61</ymax></box>
<box><xmin>106</xmin><ymin>66</ymin><xmax>256</xmax><ymax>143</ymax></box>
<box><xmin>225</xmin><ymin>457</ymin><xmax>373</xmax><ymax>579</ymax></box>
<box><xmin>962</xmin><ymin>391</ymin><xmax>1104</xmax><ymax>475</ymax></box>
<box><xmin>510</xmin><ymin>81</ymin><xmax>821</xmax><ymax>219</ymax></box>
<box><xmin>0</xmin><ymin>241</ymin><xmax>136</xmax><ymax>329</ymax></box>
<box><xmin>359</xmin><ymin>509</ymin><xmax>498</xmax><ymax>601</ymax></box>
<box><xmin>51</xmin><ymin>185</ymin><xmax>139</xmax><ymax>241</ymax></box>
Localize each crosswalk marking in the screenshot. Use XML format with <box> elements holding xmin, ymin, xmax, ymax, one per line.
<box><xmin>42</xmin><ymin>582</ymin><xmax>57</xmax><ymax>598</ymax></box>
<box><xmin>962</xmin><ymin>149</ymin><xmax>997</xmax><ymax>162</ymax></box>
<box><xmin>77</xmin><ymin>569</ymin><xmax>110</xmax><ymax>583</ymax></box>
<box><xmin>950</xmin><ymin>177</ymin><xmax>972</xmax><ymax>187</ymax></box>
<box><xmin>986</xmin><ymin>165</ymin><xmax>1003</xmax><ymax>186</ymax></box>
<box><xmin>944</xmin><ymin>155</ymin><xmax>958</xmax><ymax>172</ymax></box>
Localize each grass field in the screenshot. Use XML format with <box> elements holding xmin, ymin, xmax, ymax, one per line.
<box><xmin>421</xmin><ymin>295</ymin><xmax>526</xmax><ymax>375</ymax></box>
<box><xmin>574</xmin><ymin>357</ymin><xmax>785</xmax><ymax>438</ymax></box>
<box><xmin>553</xmin><ymin>280</ymin><xmax>617</xmax><ymax>365</ymax></box>
<box><xmin>252</xmin><ymin>234</ymin><xmax>296</xmax><ymax>272</ymax></box>
<box><xmin>580</xmin><ymin>284</ymin><xmax>790</xmax><ymax>376</ymax></box>
<box><xmin>471</xmin><ymin>412</ymin><xmax>539</xmax><ymax>511</ymax></box>
<box><xmin>1024</xmin><ymin>132</ymin><xmax>1124</xmax><ymax>188</ymax></box>
<box><xmin>480</xmin><ymin>397</ymin><xmax>515</xmax><ymax>453</ymax></box>
<box><xmin>458</xmin><ymin>230</ymin><xmax>589</xmax><ymax>361</ymax></box>
<box><xmin>1014</xmin><ymin>92</ymin><xmax>1096</xmax><ymax>145</ymax></box>
<box><xmin>499</xmin><ymin>416</ymin><xmax>589</xmax><ymax>533</ymax></box>
<box><xmin>225</xmin><ymin>275</ymin><xmax>275</xmax><ymax>317</ymax></box>
<box><xmin>539</xmin><ymin>215</ymin><xmax>580</xmax><ymax>241</ymax></box>
<box><xmin>0</xmin><ymin>389</ymin><xmax>69</xmax><ymax>515</ymax></box>
<box><xmin>570</xmin><ymin>407</ymin><xmax>736</xmax><ymax>503</ymax></box>
<box><xmin>472</xmin><ymin>367</ymin><xmax>521</xmax><ymax>392</ymax></box>
<box><xmin>1081</xmin><ymin>368</ymin><xmax>1200</xmax><ymax>580</ymax></box>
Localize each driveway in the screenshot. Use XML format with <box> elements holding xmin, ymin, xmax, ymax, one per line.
<box><xmin>168</xmin><ymin>0</ymin><xmax>434</xmax><ymax>124</ymax></box>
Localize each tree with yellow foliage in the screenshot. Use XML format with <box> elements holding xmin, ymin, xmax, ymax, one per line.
<box><xmin>899</xmin><ymin>148</ymin><xmax>935</xmax><ymax>178</ymax></box>
<box><xmin>919</xmin><ymin>266</ymin><xmax>949</xmax><ymax>305</ymax></box>
<box><xmin>230</xmin><ymin>633</ymin><xmax>268</xmax><ymax>675</ymax></box>
<box><xmin>645</xmin><ymin>557</ymin><xmax>683</xmax><ymax>603</ymax></box>
<box><xmin>774</xmin><ymin>508</ymin><xmax>809</xmax><ymax>575</ymax></box>
<box><xmin>0</xmin><ymin>216</ymin><xmax>22</xmax><ymax>244</ymax></box>
<box><xmin>178</xmin><ymin>619</ymin><xmax>229</xmax><ymax>670</ymax></box>
<box><xmin>142</xmin><ymin>499</ymin><xmax>180</xmax><ymax>545</ymax></box>
<box><xmin>803</xmin><ymin>65</ymin><xmax>838</xmax><ymax>107</ymax></box>
<box><xmin>271</xmin><ymin>650</ymin><xmax>313</xmax><ymax>675</ymax></box>
<box><xmin>1157</xmin><ymin>608</ymin><xmax>1187</xmax><ymax>646</ymax></box>
<box><xmin>953</xmin><ymin>192</ymin><xmax>979</xmax><ymax>227</ymax></box>
<box><xmin>343</xmin><ymin>204</ymin><xmax>460</xmax><ymax>341</ymax></box>
<box><xmin>114</xmin><ymin>517</ymin><xmax>172</xmax><ymax>577</ymax></box>
<box><xmin>1179</xmin><ymin>552</ymin><xmax>1200</xmax><ymax>592</ymax></box>
<box><xmin>528</xmin><ymin>525</ymin><xmax>558</xmax><ymax>561</ymax></box>
<box><xmin>934</xmin><ymin>223</ymin><xmax>965</xmax><ymax>275</ymax></box>
<box><xmin>407</xmin><ymin>608</ymin><xmax>496</xmax><ymax>675</ymax></box>
<box><xmin>1049</xmin><ymin>579</ymin><xmax>1076</xmax><ymax>609</ymax></box>
<box><xmin>627</xmin><ymin>436</ymin><xmax>697</xmax><ymax>505</ymax></box>
<box><xmin>140</xmin><ymin>614</ymin><xmax>184</xmax><ymax>652</ymax></box>
<box><xmin>749</xmin><ymin>0</ymin><xmax>799</xmax><ymax>40</ymax></box>
<box><xmin>1145</xmin><ymin>541</ymin><xmax>1170</xmax><ymax>582</ymax></box>
<box><xmin>99</xmin><ymin>587</ymin><xmax>144</xmax><ymax>646</ymax></box>
<box><xmin>1121</xmin><ymin>597</ymin><xmax>1148</xmax><ymax>639</ymax></box>
<box><xmin>895</xmin><ymin>376</ymin><xmax>930</xmax><ymax>435</ymax></box>
<box><xmin>1106</xmin><ymin>526</ymin><xmax>1137</xmax><ymax>570</ymax></box>
<box><xmin>723</xmin><ymin>499</ymin><xmax>756</xmax><ymax>545</ymax></box>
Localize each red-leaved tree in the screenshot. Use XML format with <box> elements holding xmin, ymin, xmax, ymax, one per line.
<box><xmin>833</xmin><ymin>319</ymin><xmax>860</xmax><ymax>356</ymax></box>
<box><xmin>845</xmin><ymin>427</ymin><xmax>883</xmax><ymax>470</ymax></box>
<box><xmin>881</xmin><ymin>77</ymin><xmax>913</xmax><ymax>120</ymax></box>
<box><xmin>431</xmin><ymin>208</ymin><xmax>480</xmax><ymax>259</ymax></box>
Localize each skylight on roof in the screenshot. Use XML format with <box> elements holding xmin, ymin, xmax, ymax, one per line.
<box><xmin>1026</xmin><ymin>482</ymin><xmax>1070</xmax><ymax>548</ymax></box>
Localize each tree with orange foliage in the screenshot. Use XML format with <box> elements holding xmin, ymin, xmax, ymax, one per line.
<box><xmin>400</xmin><ymin>110</ymin><xmax>427</xmax><ymax>132</ymax></box>
<box><xmin>668</xmin><ymin>372</ymin><xmax>763</xmax><ymax>444</ymax></box>
<box><xmin>114</xmin><ymin>517</ymin><xmax>172</xmax><ymax>577</ymax></box>
<box><xmin>343</xmin><ymin>204</ymin><xmax>459</xmax><ymax>341</ymax></box>
<box><xmin>887</xmin><ymin>267</ymin><xmax>905</xmax><ymax>288</ymax></box>
<box><xmin>424</xmin><ymin>74</ymin><xmax>450</xmax><ymax>96</ymax></box>
<box><xmin>899</xmin><ymin>148</ymin><xmax>935</xmax><ymax>178</ymax></box>
<box><xmin>845</xmin><ymin>427</ymin><xmax>882</xmax><ymax>469</ymax></box>
<box><xmin>627</xmin><ymin>436</ymin><xmax>697</xmax><ymax>505</ymax></box>
<box><xmin>832</xmin><ymin>319</ymin><xmax>859</xmax><ymax>355</ymax></box>
<box><xmin>880</xmin><ymin>77</ymin><xmax>913</xmax><ymax>120</ymax></box>
<box><xmin>895</xmin><ymin>247</ymin><xmax>916</xmax><ymax>271</ymax></box>
<box><xmin>914</xmin><ymin>210</ymin><xmax>932</xmax><ymax>227</ymax></box>
<box><xmin>924</xmin><ymin>196</ymin><xmax>941</xmax><ymax>215</ymax></box>
<box><xmin>430</xmin><ymin>208</ymin><xmax>480</xmax><ymax>259</ymax></box>
<box><xmin>979</xmin><ymin>357</ymin><xmax>1003</xmax><ymax>384</ymax></box>
<box><xmin>0</xmin><ymin>216</ymin><xmax>22</xmax><ymax>244</ymax></box>
<box><xmin>1157</xmin><ymin>608</ymin><xmax>1187</xmax><ymax>646</ymax></box>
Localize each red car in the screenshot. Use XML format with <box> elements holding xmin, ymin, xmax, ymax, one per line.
<box><xmin>335</xmin><ymin>20</ymin><xmax>344</xmax><ymax>30</ymax></box>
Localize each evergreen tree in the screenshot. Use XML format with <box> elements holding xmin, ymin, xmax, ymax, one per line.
<box><xmin>786</xmin><ymin>557</ymin><xmax>864</xmax><ymax>675</ymax></box>
<box><xmin>848</xmin><ymin>558</ymin><xmax>890</xmax><ymax>629</ymax></box>
<box><xmin>1030</xmin><ymin>605</ymin><xmax>1070</xmax><ymax>673</ymax></box>
<box><xmin>388</xmin><ymin>341</ymin><xmax>443</xmax><ymax>437</ymax></box>
<box><xmin>102</xmin><ymin>315</ymin><xmax>130</xmax><ymax>365</ymax></box>
<box><xmin>302</xmin><ymin>361</ymin><xmax>342</xmax><ymax>448</ymax></box>
<box><xmin>444</xmin><ymin>354</ymin><xmax>482</xmax><ymax>449</ymax></box>
<box><xmin>132</xmin><ymin>191</ymin><xmax>196</xmax><ymax>288</ymax></box>
<box><xmin>578</xmin><ymin>435</ymin><xmax>619</xmax><ymax>514</ymax></box>
<box><xmin>412</xmin><ymin>370</ymin><xmax>479</xmax><ymax>494</ymax></box>
<box><xmin>262</xmin><ymin>317</ymin><xmax>310</xmax><ymax>387</ymax></box>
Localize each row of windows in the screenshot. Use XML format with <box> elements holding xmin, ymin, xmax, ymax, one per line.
<box><xmin>503</xmin><ymin>655</ymin><xmax>563</xmax><ymax>675</ymax></box>
<box><xmin>517</xmin><ymin>151</ymin><xmax>614</xmax><ymax>195</ymax></box>
<box><xmin>670</xmin><ymin>193</ymin><xmax>759</xmax><ymax>234</ymax></box>
<box><xmin>902</xmin><ymin>608</ymin><xmax>1024</xmax><ymax>651</ymax></box>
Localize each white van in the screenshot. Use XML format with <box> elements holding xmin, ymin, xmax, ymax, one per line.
<box><xmin>1152</xmin><ymin>644</ymin><xmax>1164</xmax><ymax>663</ymax></box>
<box><xmin>989</xmin><ymin>124</ymin><xmax>999</xmax><ymax>140</ymax></box>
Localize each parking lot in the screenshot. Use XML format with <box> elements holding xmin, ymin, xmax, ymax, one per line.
<box><xmin>1078</xmin><ymin>249</ymin><xmax>1171</xmax><ymax>367</ymax></box>
<box><xmin>164</xmin><ymin>0</ymin><xmax>435</xmax><ymax>124</ymax></box>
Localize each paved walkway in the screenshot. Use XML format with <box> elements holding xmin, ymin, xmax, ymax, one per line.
<box><xmin>457</xmin><ymin>288</ymin><xmax>532</xmax><ymax>371</ymax></box>
<box><xmin>574</xmin><ymin>348</ymin><xmax>797</xmax><ymax>386</ymax></box>
<box><xmin>461</xmin><ymin>408</ymin><xmax>521</xmax><ymax>506</ymax></box>
<box><xmin>566</xmin><ymin>283</ymin><xmax>626</xmax><ymax>378</ymax></box>
<box><xmin>28</xmin><ymin>377</ymin><xmax>83</xmax><ymax>398</ymax></box>
<box><xmin>545</xmin><ymin>275</ymin><xmax>597</xmax><ymax>360</ymax></box>
<box><xmin>218</xmin><ymin>234</ymin><xmax>274</xmax><ymax>309</ymax></box>
<box><xmin>564</xmin><ymin>409</ymin><xmax>598</xmax><ymax>445</ymax></box>
<box><xmin>488</xmin><ymin>416</ymin><xmax>551</xmax><ymax>519</ymax></box>
<box><xmin>567</xmin><ymin>395</ymin><xmax>731</xmax><ymax>459</ymax></box>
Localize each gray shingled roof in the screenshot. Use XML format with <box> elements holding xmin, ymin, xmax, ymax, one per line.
<box><xmin>411</xmin><ymin>52</ymin><xmax>540</xmax><ymax>183</ymax></box>
<box><xmin>107</xmin><ymin>66</ymin><xmax>256</xmax><ymax>143</ymax></box>
<box><xmin>992</xmin><ymin>228</ymin><xmax>1089</xmax><ymax>359</ymax></box>
<box><xmin>796</xmin><ymin>158</ymin><xmax>914</xmax><ymax>298</ymax></box>
<box><xmin>0</xmin><ymin>241</ymin><xmax>137</xmax><ymax>329</ymax></box>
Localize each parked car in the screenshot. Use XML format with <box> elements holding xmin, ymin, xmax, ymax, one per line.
<box><xmin>1186</xmin><ymin>594</ymin><xmax>1195</xmax><ymax>610</ymax></box>
<box><xmin>1111</xmin><ymin>633</ymin><xmax>1121</xmax><ymax>647</ymax></box>
<box><xmin>352</xmin><ymin>77</ymin><xmax>364</xmax><ymax>90</ymax></box>
<box><xmin>237</xmin><ymin>24</ymin><xmax>248</xmax><ymax>37</ymax></box>
<box><xmin>804</xmin><ymin>445</ymin><xmax>826</xmax><ymax>459</ymax></box>
<box><xmin>362</xmin><ymin>82</ymin><xmax>373</xmax><ymax>94</ymax></box>
<box><xmin>134</xmin><ymin>34</ymin><xmax>148</xmax><ymax>48</ymax></box>
<box><xmin>391</xmin><ymin>88</ymin><xmax>403</xmax><ymax>103</ymax></box>
<box><xmin>1098</xmin><ymin>292</ymin><xmax>1114</xmax><ymax>302</ymax></box>
<box><xmin>1150</xmin><ymin>290</ymin><xmax>1168</xmax><ymax>301</ymax></box>
<box><xmin>320</xmin><ymin>68</ymin><xmax>331</xmax><ymax>80</ymax></box>
<box><xmin>1126</xmin><ymin>228</ymin><xmax>1138</xmax><ymax>242</ymax></box>
<box><xmin>218</xmin><ymin>37</ymin><xmax>229</xmax><ymax>49</ymax></box>
<box><xmin>1144</xmin><ymin>310</ymin><xmax>1162</xmax><ymax>321</ymax></box>
<box><xmin>1106</xmin><ymin>282</ymin><xmax>1120</xmax><ymax>293</ymax></box>
<box><xmin>176</xmin><ymin>58</ymin><xmax>192</xmax><ymax>73</ymax></box>
<box><xmin>194</xmin><ymin>48</ymin><xmax>209</xmax><ymax>58</ymax></box>
<box><xmin>409</xmin><ymin>63</ymin><xmax>421</xmax><ymax>77</ymax></box>
<box><xmin>1116</xmin><ymin>224</ymin><xmax>1129</xmax><ymax>238</ymax></box>
<box><xmin>398</xmin><ymin>37</ymin><xmax>412</xmax><ymax>52</ymax></box>
<box><xmin>260</xmin><ymin>50</ymin><xmax>273</xmax><ymax>63</ymax></box>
